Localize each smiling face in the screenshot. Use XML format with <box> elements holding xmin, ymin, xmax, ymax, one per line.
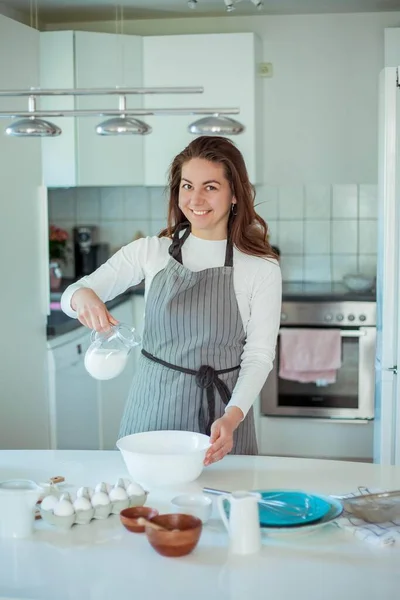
<box><xmin>178</xmin><ymin>158</ymin><xmax>236</xmax><ymax>240</ymax></box>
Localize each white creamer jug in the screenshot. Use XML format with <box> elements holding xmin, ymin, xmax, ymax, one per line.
<box><xmin>84</xmin><ymin>322</ymin><xmax>141</xmax><ymax>380</ymax></box>
<box><xmin>217</xmin><ymin>490</ymin><xmax>262</xmax><ymax>555</ymax></box>
<box><xmin>0</xmin><ymin>479</ymin><xmax>42</xmax><ymax>539</ymax></box>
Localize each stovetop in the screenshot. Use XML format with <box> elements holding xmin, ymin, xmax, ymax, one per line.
<box><xmin>281</xmin><ymin>282</ymin><xmax>376</xmax><ymax>326</ymax></box>
<box><xmin>282</xmin><ymin>281</ymin><xmax>376</xmax><ymax>303</ymax></box>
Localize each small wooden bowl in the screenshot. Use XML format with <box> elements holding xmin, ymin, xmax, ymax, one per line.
<box><xmin>120</xmin><ymin>506</ymin><xmax>159</xmax><ymax>533</ymax></box>
<box><xmin>144</xmin><ymin>513</ymin><xmax>202</xmax><ymax>557</ymax></box>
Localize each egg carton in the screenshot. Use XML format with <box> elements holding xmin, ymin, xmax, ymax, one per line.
<box><xmin>39</xmin><ymin>478</ymin><xmax>148</xmax><ymax>529</ymax></box>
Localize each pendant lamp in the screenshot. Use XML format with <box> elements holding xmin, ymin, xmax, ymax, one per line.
<box><xmin>188</xmin><ymin>114</ymin><xmax>245</xmax><ymax>136</ymax></box>
<box><xmin>96</xmin><ymin>94</ymin><xmax>151</xmax><ymax>136</ymax></box>
<box><xmin>6</xmin><ymin>117</ymin><xmax>61</xmax><ymax>137</ymax></box>
<box><xmin>5</xmin><ymin>96</ymin><xmax>61</xmax><ymax>137</ymax></box>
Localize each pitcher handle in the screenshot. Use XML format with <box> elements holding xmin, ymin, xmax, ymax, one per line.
<box><xmin>217</xmin><ymin>495</ymin><xmax>231</xmax><ymax>532</ymax></box>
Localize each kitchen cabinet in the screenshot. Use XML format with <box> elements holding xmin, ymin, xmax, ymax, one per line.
<box><xmin>40</xmin><ymin>31</ymin><xmax>261</xmax><ymax>188</ymax></box>
<box><xmin>49</xmin><ymin>327</ymin><xmax>99</xmax><ymax>450</ymax></box>
<box><xmin>258</xmin><ymin>416</ymin><xmax>374</xmax><ymax>461</ymax></box>
<box><xmin>98</xmin><ymin>297</ymin><xmax>141</xmax><ymax>450</ymax></box>
<box><xmin>40</xmin><ymin>31</ymin><xmax>143</xmax><ymax>187</ymax></box>
<box><xmin>142</xmin><ymin>33</ymin><xmax>262</xmax><ymax>186</ymax></box>
<box><xmin>48</xmin><ymin>295</ymin><xmax>145</xmax><ymax>450</ymax></box>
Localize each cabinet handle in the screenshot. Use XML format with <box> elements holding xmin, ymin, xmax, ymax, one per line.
<box><xmin>77</xmin><ymin>344</ymin><xmax>82</xmax><ymax>355</ymax></box>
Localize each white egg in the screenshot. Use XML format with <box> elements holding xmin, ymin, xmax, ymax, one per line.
<box><xmin>77</xmin><ymin>486</ymin><xmax>94</xmax><ymax>499</ymax></box>
<box><xmin>109</xmin><ymin>486</ymin><xmax>128</xmax><ymax>501</ymax></box>
<box><xmin>91</xmin><ymin>491</ymin><xmax>110</xmax><ymax>507</ymax></box>
<box><xmin>54</xmin><ymin>494</ymin><xmax>75</xmax><ymax>517</ymax></box>
<box><xmin>40</xmin><ymin>494</ymin><xmax>59</xmax><ymax>512</ymax></box>
<box><xmin>73</xmin><ymin>496</ymin><xmax>93</xmax><ymax>512</ymax></box>
<box><xmin>126</xmin><ymin>481</ymin><xmax>145</xmax><ymax>497</ymax></box>
<box><xmin>95</xmin><ymin>482</ymin><xmax>110</xmax><ymax>494</ymax></box>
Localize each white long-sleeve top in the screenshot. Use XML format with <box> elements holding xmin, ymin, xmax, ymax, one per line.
<box><xmin>61</xmin><ymin>234</ymin><xmax>282</xmax><ymax>418</ymax></box>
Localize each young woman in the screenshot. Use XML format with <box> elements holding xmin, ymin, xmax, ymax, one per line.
<box><xmin>61</xmin><ymin>136</ymin><xmax>282</xmax><ymax>465</ymax></box>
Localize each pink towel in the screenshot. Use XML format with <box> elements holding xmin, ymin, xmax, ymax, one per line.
<box><xmin>279</xmin><ymin>329</ymin><xmax>342</xmax><ymax>384</ymax></box>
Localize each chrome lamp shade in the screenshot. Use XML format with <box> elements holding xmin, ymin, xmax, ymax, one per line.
<box><xmin>96</xmin><ymin>117</ymin><xmax>152</xmax><ymax>136</ymax></box>
<box><xmin>188</xmin><ymin>115</ymin><xmax>245</xmax><ymax>136</ymax></box>
<box><xmin>5</xmin><ymin>117</ymin><xmax>61</xmax><ymax>137</ymax></box>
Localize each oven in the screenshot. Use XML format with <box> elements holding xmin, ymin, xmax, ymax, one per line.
<box><xmin>260</xmin><ymin>301</ymin><xmax>376</xmax><ymax>420</ymax></box>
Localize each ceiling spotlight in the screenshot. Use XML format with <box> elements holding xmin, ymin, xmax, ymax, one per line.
<box><xmin>250</xmin><ymin>0</ymin><xmax>264</xmax><ymax>8</ymax></box>
<box><xmin>188</xmin><ymin>0</ymin><xmax>197</xmax><ymax>7</ymax></box>
<box><xmin>224</xmin><ymin>0</ymin><xmax>235</xmax><ymax>12</ymax></box>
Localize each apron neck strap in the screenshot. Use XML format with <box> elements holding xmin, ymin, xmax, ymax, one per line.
<box><xmin>169</xmin><ymin>221</ymin><xmax>234</xmax><ymax>267</ymax></box>
<box><xmin>169</xmin><ymin>221</ymin><xmax>191</xmax><ymax>263</ymax></box>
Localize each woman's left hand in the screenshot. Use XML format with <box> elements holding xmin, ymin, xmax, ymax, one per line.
<box><xmin>204</xmin><ymin>407</ymin><xmax>244</xmax><ymax>466</ymax></box>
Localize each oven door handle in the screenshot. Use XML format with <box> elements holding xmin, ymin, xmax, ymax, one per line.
<box><xmin>278</xmin><ymin>329</ymin><xmax>366</xmax><ymax>338</ymax></box>
<box><xmin>340</xmin><ymin>330</ymin><xmax>366</xmax><ymax>338</ymax></box>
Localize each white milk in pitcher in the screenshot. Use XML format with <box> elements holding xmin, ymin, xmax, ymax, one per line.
<box><xmin>84</xmin><ymin>348</ymin><xmax>129</xmax><ymax>380</ymax></box>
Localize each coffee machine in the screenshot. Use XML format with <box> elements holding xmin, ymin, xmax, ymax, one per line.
<box><xmin>73</xmin><ymin>226</ymin><xmax>109</xmax><ymax>278</ymax></box>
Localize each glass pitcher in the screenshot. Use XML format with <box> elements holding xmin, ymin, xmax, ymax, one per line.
<box><xmin>84</xmin><ymin>323</ymin><xmax>142</xmax><ymax>381</ymax></box>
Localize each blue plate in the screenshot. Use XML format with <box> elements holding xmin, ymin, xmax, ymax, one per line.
<box><xmin>223</xmin><ymin>489</ymin><xmax>333</xmax><ymax>528</ymax></box>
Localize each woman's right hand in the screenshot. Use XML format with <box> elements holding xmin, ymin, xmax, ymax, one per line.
<box><xmin>71</xmin><ymin>288</ymin><xmax>119</xmax><ymax>332</ymax></box>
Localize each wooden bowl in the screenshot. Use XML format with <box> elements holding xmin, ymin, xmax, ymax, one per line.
<box><xmin>120</xmin><ymin>506</ymin><xmax>159</xmax><ymax>533</ymax></box>
<box><xmin>144</xmin><ymin>513</ymin><xmax>202</xmax><ymax>557</ymax></box>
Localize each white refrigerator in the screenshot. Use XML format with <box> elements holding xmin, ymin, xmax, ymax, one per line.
<box><xmin>374</xmin><ymin>66</ymin><xmax>400</xmax><ymax>465</ymax></box>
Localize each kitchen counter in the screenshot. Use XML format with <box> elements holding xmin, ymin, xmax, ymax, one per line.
<box><xmin>0</xmin><ymin>450</ymin><xmax>399</xmax><ymax>600</ymax></box>
<box><xmin>282</xmin><ymin>281</ymin><xmax>376</xmax><ymax>303</ymax></box>
<box><xmin>47</xmin><ymin>280</ymin><xmax>145</xmax><ymax>338</ymax></box>
<box><xmin>47</xmin><ymin>279</ymin><xmax>374</xmax><ymax>338</ymax></box>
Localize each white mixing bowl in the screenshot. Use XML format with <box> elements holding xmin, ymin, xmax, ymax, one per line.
<box><xmin>116</xmin><ymin>430</ymin><xmax>211</xmax><ymax>489</ymax></box>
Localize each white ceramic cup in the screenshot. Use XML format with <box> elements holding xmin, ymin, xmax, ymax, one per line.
<box><xmin>170</xmin><ymin>493</ymin><xmax>213</xmax><ymax>524</ymax></box>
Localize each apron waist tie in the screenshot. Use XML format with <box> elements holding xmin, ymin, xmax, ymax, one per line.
<box><xmin>141</xmin><ymin>349</ymin><xmax>239</xmax><ymax>436</ymax></box>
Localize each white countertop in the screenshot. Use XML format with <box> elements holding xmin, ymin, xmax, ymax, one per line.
<box><xmin>1</xmin><ymin>450</ymin><xmax>400</xmax><ymax>600</ymax></box>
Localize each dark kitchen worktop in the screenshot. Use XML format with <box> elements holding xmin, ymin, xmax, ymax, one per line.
<box><xmin>47</xmin><ymin>279</ymin><xmax>145</xmax><ymax>339</ymax></box>
<box><xmin>281</xmin><ymin>281</ymin><xmax>376</xmax><ymax>303</ymax></box>
<box><xmin>47</xmin><ymin>279</ymin><xmax>375</xmax><ymax>339</ymax></box>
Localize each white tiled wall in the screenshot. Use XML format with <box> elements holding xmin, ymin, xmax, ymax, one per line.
<box><xmin>48</xmin><ymin>186</ymin><xmax>168</xmax><ymax>277</ymax></box>
<box><xmin>255</xmin><ymin>183</ymin><xmax>377</xmax><ymax>282</ymax></box>
<box><xmin>49</xmin><ymin>182</ymin><xmax>377</xmax><ymax>283</ymax></box>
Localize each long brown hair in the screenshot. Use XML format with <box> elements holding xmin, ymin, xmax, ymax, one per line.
<box><xmin>159</xmin><ymin>136</ymin><xmax>276</xmax><ymax>258</ymax></box>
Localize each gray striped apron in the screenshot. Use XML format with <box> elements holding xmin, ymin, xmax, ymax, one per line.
<box><xmin>119</xmin><ymin>222</ymin><xmax>258</xmax><ymax>455</ymax></box>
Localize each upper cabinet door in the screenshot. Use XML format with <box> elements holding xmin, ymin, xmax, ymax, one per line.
<box><xmin>40</xmin><ymin>31</ymin><xmax>144</xmax><ymax>187</ymax></box>
<box><xmin>74</xmin><ymin>32</ymin><xmax>143</xmax><ymax>187</ymax></box>
<box><xmin>142</xmin><ymin>33</ymin><xmax>261</xmax><ymax>187</ymax></box>
<box><xmin>40</xmin><ymin>31</ymin><xmax>77</xmax><ymax>187</ymax></box>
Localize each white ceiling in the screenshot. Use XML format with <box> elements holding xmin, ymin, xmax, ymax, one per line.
<box><xmin>2</xmin><ymin>0</ymin><xmax>400</xmax><ymax>24</ymax></box>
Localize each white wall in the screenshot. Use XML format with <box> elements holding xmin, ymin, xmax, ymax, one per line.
<box><xmin>0</xmin><ymin>15</ymin><xmax>50</xmax><ymax>449</ymax></box>
<box><xmin>44</xmin><ymin>12</ymin><xmax>390</xmax><ymax>282</ymax></box>
<box><xmin>384</xmin><ymin>26</ymin><xmax>400</xmax><ymax>66</ymax></box>
<box><xmin>46</xmin><ymin>12</ymin><xmax>400</xmax><ymax>184</ymax></box>
<box><xmin>43</xmin><ymin>12</ymin><xmax>400</xmax><ymax>282</ymax></box>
